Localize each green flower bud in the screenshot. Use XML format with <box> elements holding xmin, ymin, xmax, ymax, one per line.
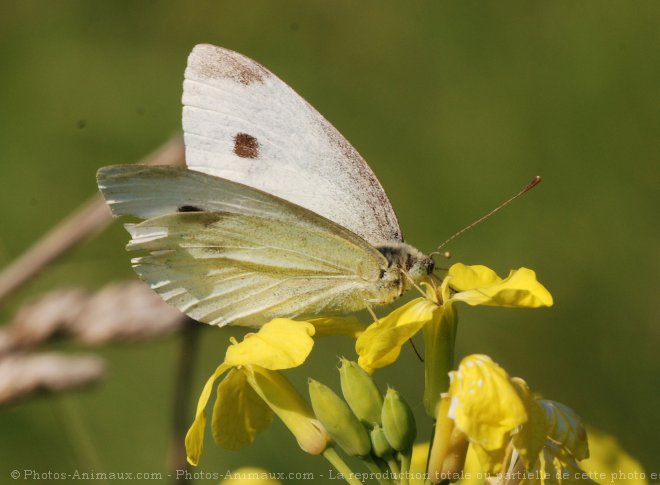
<box><xmin>369</xmin><ymin>425</ymin><xmax>392</xmax><ymax>458</ymax></box>
<box><xmin>339</xmin><ymin>358</ymin><xmax>383</xmax><ymax>426</ymax></box>
<box><xmin>381</xmin><ymin>387</ymin><xmax>416</xmax><ymax>451</ymax></box>
<box><xmin>308</xmin><ymin>379</ymin><xmax>371</xmax><ymax>456</ymax></box>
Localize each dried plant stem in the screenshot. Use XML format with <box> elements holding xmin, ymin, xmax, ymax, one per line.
<box><xmin>168</xmin><ymin>318</ymin><xmax>201</xmax><ymax>484</ymax></box>
<box><xmin>0</xmin><ymin>135</ymin><xmax>185</xmax><ymax>304</ymax></box>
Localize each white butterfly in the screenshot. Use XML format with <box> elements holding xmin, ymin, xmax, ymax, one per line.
<box><xmin>97</xmin><ymin>44</ymin><xmax>434</xmax><ymax>327</ymax></box>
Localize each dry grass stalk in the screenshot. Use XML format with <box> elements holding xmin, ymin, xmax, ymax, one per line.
<box><xmin>0</xmin><ymin>280</ymin><xmax>186</xmax><ymax>356</ymax></box>
<box><xmin>0</xmin><ymin>352</ymin><xmax>105</xmax><ymax>404</ymax></box>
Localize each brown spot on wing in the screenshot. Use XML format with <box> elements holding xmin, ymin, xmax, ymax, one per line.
<box><xmin>191</xmin><ymin>45</ymin><xmax>268</xmax><ymax>85</ymax></box>
<box><xmin>234</xmin><ymin>133</ymin><xmax>260</xmax><ymax>159</ymax></box>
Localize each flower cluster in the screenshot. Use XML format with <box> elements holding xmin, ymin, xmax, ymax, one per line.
<box><xmin>428</xmin><ymin>354</ymin><xmax>591</xmax><ymax>483</ymax></box>
<box><xmin>185</xmin><ymin>319</ymin><xmax>328</xmax><ymax>465</ymax></box>
<box><xmin>186</xmin><ymin>263</ymin><xmax>645</xmax><ymax>485</ymax></box>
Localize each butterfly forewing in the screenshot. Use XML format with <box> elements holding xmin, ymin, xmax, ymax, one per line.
<box><xmin>183</xmin><ymin>44</ymin><xmax>402</xmax><ymax>246</ymax></box>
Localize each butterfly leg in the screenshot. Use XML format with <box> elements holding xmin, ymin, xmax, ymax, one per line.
<box><xmin>401</xmin><ymin>270</ymin><xmax>428</xmax><ymax>297</ymax></box>
<box><xmin>364</xmin><ymin>302</ymin><xmax>379</xmax><ymax>325</ymax></box>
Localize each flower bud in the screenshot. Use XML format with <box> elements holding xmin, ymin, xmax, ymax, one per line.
<box><xmin>246</xmin><ymin>367</ymin><xmax>329</xmax><ymax>455</ymax></box>
<box><xmin>370</xmin><ymin>425</ymin><xmax>392</xmax><ymax>458</ymax></box>
<box><xmin>308</xmin><ymin>379</ymin><xmax>371</xmax><ymax>456</ymax></box>
<box><xmin>381</xmin><ymin>387</ymin><xmax>416</xmax><ymax>451</ymax></box>
<box><xmin>339</xmin><ymin>358</ymin><xmax>383</xmax><ymax>426</ymax></box>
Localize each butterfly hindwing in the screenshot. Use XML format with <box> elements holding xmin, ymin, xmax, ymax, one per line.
<box><xmin>126</xmin><ymin>211</ymin><xmax>387</xmax><ymax>327</ymax></box>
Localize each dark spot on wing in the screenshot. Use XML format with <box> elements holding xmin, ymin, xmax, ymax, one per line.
<box><xmin>178</xmin><ymin>205</ymin><xmax>203</xmax><ymax>212</ymax></box>
<box><xmin>234</xmin><ymin>133</ymin><xmax>260</xmax><ymax>158</ymax></box>
<box><xmin>191</xmin><ymin>46</ymin><xmax>268</xmax><ymax>85</ymax></box>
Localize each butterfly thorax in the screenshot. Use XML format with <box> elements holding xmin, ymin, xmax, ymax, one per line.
<box><xmin>376</xmin><ymin>242</ymin><xmax>435</xmax><ymax>287</ymax></box>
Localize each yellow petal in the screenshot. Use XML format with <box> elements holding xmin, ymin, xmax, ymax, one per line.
<box><xmin>225</xmin><ymin>319</ymin><xmax>315</xmax><ymax>370</ymax></box>
<box><xmin>447</xmin><ymin>263</ymin><xmax>502</xmax><ymax>290</ymax></box>
<box><xmin>540</xmin><ymin>440</ymin><xmax>598</xmax><ymax>484</ymax></box>
<box><xmin>211</xmin><ymin>368</ymin><xmax>273</xmax><ymax>450</ymax></box>
<box><xmin>307</xmin><ymin>315</ymin><xmax>367</xmax><ymax>338</ymax></box>
<box><xmin>470</xmin><ymin>443</ymin><xmax>508</xmax><ymax>475</ymax></box>
<box><xmin>246</xmin><ymin>366</ymin><xmax>329</xmax><ymax>455</ymax></box>
<box><xmin>448</xmin><ymin>355</ymin><xmax>527</xmax><ymax>453</ymax></box>
<box><xmin>511</xmin><ymin>379</ymin><xmax>548</xmax><ymax>470</ymax></box>
<box><xmin>185</xmin><ymin>362</ymin><xmax>231</xmax><ymax>466</ymax></box>
<box><xmin>450</xmin><ymin>266</ymin><xmax>553</xmax><ymax>308</ymax></box>
<box><xmin>540</xmin><ymin>399</ymin><xmax>589</xmax><ymax>461</ymax></box>
<box><xmin>356</xmin><ymin>298</ymin><xmax>438</xmax><ymax>373</ymax></box>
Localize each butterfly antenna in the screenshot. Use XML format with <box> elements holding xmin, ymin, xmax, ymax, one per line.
<box><xmin>429</xmin><ymin>176</ymin><xmax>542</xmax><ymax>256</ymax></box>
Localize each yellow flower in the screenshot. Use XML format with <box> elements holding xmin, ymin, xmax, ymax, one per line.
<box><xmin>431</xmin><ymin>355</ymin><xmax>611</xmax><ymax>482</ymax></box>
<box><xmin>445</xmin><ymin>354</ymin><xmax>528</xmax><ymax>474</ymax></box>
<box><xmin>185</xmin><ymin>319</ymin><xmax>329</xmax><ymax>466</ymax></box>
<box><xmin>448</xmin><ymin>263</ymin><xmax>553</xmax><ymax>308</ymax></box>
<box><xmin>356</xmin><ymin>263</ymin><xmax>552</xmax><ymax>374</ymax></box>
<box><xmin>356</xmin><ymin>297</ymin><xmax>440</xmax><ymax>373</ymax></box>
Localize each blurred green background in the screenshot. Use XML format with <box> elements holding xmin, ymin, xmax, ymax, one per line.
<box><xmin>1</xmin><ymin>0</ymin><xmax>658</xmax><ymax>481</ymax></box>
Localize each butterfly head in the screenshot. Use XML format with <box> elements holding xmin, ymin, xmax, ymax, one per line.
<box><xmin>408</xmin><ymin>253</ymin><xmax>435</xmax><ymax>283</ymax></box>
<box><xmin>377</xmin><ymin>243</ymin><xmax>435</xmax><ymax>285</ymax></box>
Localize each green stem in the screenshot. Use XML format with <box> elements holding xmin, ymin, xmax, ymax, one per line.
<box><xmin>322</xmin><ymin>448</ymin><xmax>362</xmax><ymax>485</ymax></box>
<box><xmin>399</xmin><ymin>449</ymin><xmax>412</xmax><ymax>485</ymax></box>
<box><xmin>386</xmin><ymin>454</ymin><xmax>400</xmax><ymax>476</ymax></box>
<box><xmin>363</xmin><ymin>456</ymin><xmax>395</xmax><ymax>485</ymax></box>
